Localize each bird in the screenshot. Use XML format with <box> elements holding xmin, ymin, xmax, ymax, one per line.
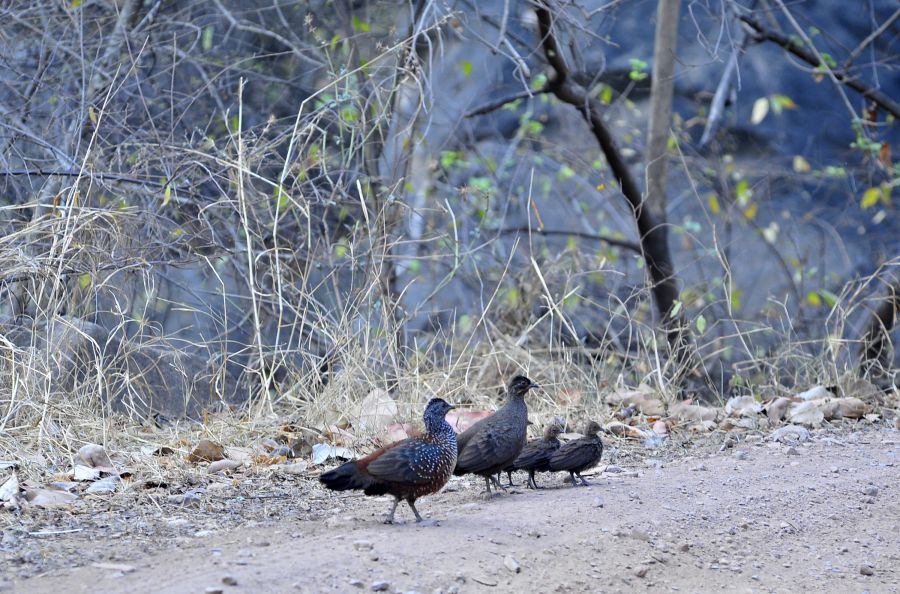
<box><xmin>454</xmin><ymin>375</ymin><xmax>539</xmax><ymax>496</ymax></box>
<box><xmin>548</xmin><ymin>420</ymin><xmax>603</xmax><ymax>486</ymax></box>
<box><xmin>319</xmin><ymin>397</ymin><xmax>457</xmax><ymax>524</ymax></box>
<box><xmin>507</xmin><ymin>420</ymin><xmax>565</xmax><ymax>489</ymax></box>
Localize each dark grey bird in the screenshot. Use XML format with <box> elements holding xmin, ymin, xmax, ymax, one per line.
<box><xmin>507</xmin><ymin>421</ymin><xmax>565</xmax><ymax>489</ymax></box>
<box><xmin>453</xmin><ymin>375</ymin><xmax>539</xmax><ymax>496</ymax></box>
<box><xmin>319</xmin><ymin>398</ymin><xmax>457</xmax><ymax>524</ymax></box>
<box><xmin>548</xmin><ymin>420</ymin><xmax>603</xmax><ymax>486</ymax></box>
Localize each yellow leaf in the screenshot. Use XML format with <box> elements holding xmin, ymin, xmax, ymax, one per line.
<box><xmin>751</xmin><ymin>97</ymin><xmax>769</xmax><ymax>125</ymax></box>
<box><xmin>596</xmin><ymin>183</ymin><xmax>606</xmax><ymax>191</ymax></box>
<box><xmin>78</xmin><ymin>273</ymin><xmax>91</xmax><ymax>289</ymax></box>
<box><xmin>793</xmin><ymin>155</ymin><xmax>811</xmax><ymax>173</ymax></box>
<box><xmin>743</xmin><ymin>202</ymin><xmax>758</xmax><ymax>220</ymax></box>
<box><xmin>806</xmin><ymin>291</ymin><xmax>822</xmax><ymax>307</ymax></box>
<box><xmin>707</xmin><ymin>193</ymin><xmax>721</xmax><ymax>214</ymax></box>
<box><xmin>163</xmin><ymin>184</ymin><xmax>172</xmax><ymax>206</ymax></box>
<box><xmin>861</xmin><ymin>187</ymin><xmax>880</xmax><ymax>209</ymax></box>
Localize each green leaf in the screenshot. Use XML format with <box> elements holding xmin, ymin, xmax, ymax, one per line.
<box><xmin>707</xmin><ymin>193</ymin><xmax>721</xmax><ymax>214</ymax></box>
<box><xmin>599</xmin><ymin>84</ymin><xmax>613</xmax><ymax>105</ymax></box>
<box><xmin>351</xmin><ymin>15</ymin><xmax>370</xmax><ymax>32</ymax></box>
<box><xmin>461</xmin><ymin>60</ymin><xmax>473</xmax><ymax>77</ymax></box>
<box><xmin>819</xmin><ymin>289</ymin><xmax>838</xmax><ymax>308</ymax></box>
<box><xmin>274</xmin><ymin>185</ymin><xmax>290</xmax><ymax>210</ymax></box>
<box><xmin>806</xmin><ymin>291</ymin><xmax>822</xmax><ymax>307</ymax></box>
<box><xmin>696</xmin><ymin>315</ymin><xmax>707</xmax><ymax>334</ymax></box>
<box><xmin>669</xmin><ymin>300</ymin><xmax>683</xmax><ymax>318</ymax></box>
<box><xmin>202</xmin><ymin>26</ymin><xmax>214</xmax><ymax>51</ymax></box>
<box><xmin>558</xmin><ymin>165</ymin><xmax>576</xmax><ymax>180</ymax></box>
<box><xmin>78</xmin><ymin>273</ymin><xmax>91</xmax><ymax>289</ymax></box>
<box><xmin>861</xmin><ymin>187</ymin><xmax>881</xmax><ymax>209</ymax></box>
<box><xmin>735</xmin><ymin>179</ymin><xmax>751</xmax><ymax>206</ymax></box>
<box><xmin>163</xmin><ymin>183</ymin><xmax>172</xmax><ymax>206</ymax></box>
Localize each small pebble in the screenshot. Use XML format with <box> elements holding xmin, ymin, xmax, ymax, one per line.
<box><xmin>503</xmin><ymin>555</ymin><xmax>521</xmax><ymax>573</ymax></box>
<box><xmin>785</xmin><ymin>447</ymin><xmax>799</xmax><ymax>456</ymax></box>
<box><xmin>863</xmin><ymin>486</ymin><xmax>878</xmax><ymax>497</ymax></box>
<box><xmin>353</xmin><ymin>540</ymin><xmax>374</xmax><ymax>551</ymax></box>
<box><xmin>205</xmin><ymin>588</ymin><xmax>224</xmax><ymax>594</ymax></box>
<box><xmin>222</xmin><ymin>576</ymin><xmax>238</xmax><ymax>586</ymax></box>
<box><xmin>371</xmin><ymin>581</ymin><xmax>390</xmax><ymax>591</ymax></box>
<box><xmin>593</xmin><ymin>496</ymin><xmax>604</xmax><ymax>508</ymax></box>
<box><xmin>860</xmin><ymin>564</ymin><xmax>874</xmax><ymax>576</ymax></box>
<box><xmin>734</xmin><ymin>450</ymin><xmax>748</xmax><ymax>461</ymax></box>
<box><xmin>348</xmin><ymin>579</ymin><xmax>364</xmax><ymax>588</ymax></box>
<box><xmin>635</xmin><ymin>566</ymin><xmax>649</xmax><ymax>578</ymax></box>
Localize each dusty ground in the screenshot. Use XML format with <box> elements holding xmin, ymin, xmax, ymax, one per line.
<box><xmin>3</xmin><ymin>424</ymin><xmax>898</xmax><ymax>594</ymax></box>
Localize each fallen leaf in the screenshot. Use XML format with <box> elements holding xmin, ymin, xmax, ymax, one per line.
<box><xmin>274</xmin><ymin>461</ymin><xmax>309</xmax><ymax>475</ymax></box>
<box><xmin>187</xmin><ymin>439</ymin><xmax>225</xmax><ymax>463</ymax></box>
<box><xmin>375</xmin><ymin>423</ymin><xmax>419</xmax><ymax>446</ymax></box>
<box><xmin>350</xmin><ymin>389</ymin><xmax>398</xmax><ymax>433</ymax></box>
<box><xmin>604</xmin><ymin>422</ymin><xmax>650</xmax><ymax>439</ymax></box>
<box><xmin>85</xmin><ymin>475</ymin><xmax>120</xmax><ymax>495</ymax></box>
<box><xmin>25</xmin><ymin>487</ymin><xmax>78</xmax><ymax>508</ymax></box>
<box><xmin>72</xmin><ymin>465</ymin><xmax>101</xmax><ymax>481</ymax></box>
<box><xmin>725</xmin><ymin>395</ymin><xmax>763</xmax><ymax>417</ymax></box>
<box><xmin>770</xmin><ymin>424</ymin><xmax>810</xmax><ymax>444</ymax></box>
<box><xmin>652</xmin><ymin>420</ymin><xmax>668</xmax><ymax>435</ymax></box>
<box><xmin>0</xmin><ymin>473</ymin><xmax>19</xmax><ymax>501</ymax></box>
<box><xmin>207</xmin><ymin>459</ymin><xmax>242</xmax><ymax>474</ymax></box>
<box><xmin>669</xmin><ymin>401</ymin><xmax>718</xmax><ymax>422</ymax></box>
<box><xmin>139</xmin><ymin>445</ymin><xmax>175</xmax><ymax>457</ymax></box>
<box><xmin>77</xmin><ymin>444</ymin><xmax>116</xmax><ymax>472</ymax></box>
<box><xmin>446</xmin><ymin>410</ymin><xmax>493</xmax><ymax>433</ymax></box>
<box><xmin>788</xmin><ymin>401</ymin><xmax>824</xmax><ymax>427</ymax></box>
<box><xmin>795</xmin><ymin>385</ymin><xmax>831</xmax><ymax>401</ymax></box>
<box><xmin>311</xmin><ymin>443</ymin><xmax>355</xmax><ymax>465</ymax></box>
<box><xmin>834</xmin><ymin>397</ymin><xmax>868</xmax><ymax>419</ymax></box>
<box><xmin>719</xmin><ymin>417</ymin><xmax>758</xmax><ymax>431</ymax></box>
<box><xmin>765</xmin><ymin>397</ymin><xmax>793</xmax><ymax>421</ymax></box>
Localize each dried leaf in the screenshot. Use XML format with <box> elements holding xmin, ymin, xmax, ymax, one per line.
<box><xmin>793</xmin><ymin>155</ymin><xmax>811</xmax><ymax>173</ymax></box>
<box><xmin>350</xmin><ymin>389</ymin><xmax>398</xmax><ymax>434</ymax></box>
<box><xmin>187</xmin><ymin>439</ymin><xmax>225</xmax><ymax>463</ymax></box>
<box><xmin>604</xmin><ymin>421</ymin><xmax>650</xmax><ymax>439</ymax></box>
<box><xmin>751</xmin><ymin>97</ymin><xmax>769</xmax><ymax>124</ymax></box>
<box><xmin>207</xmin><ymin>459</ymin><xmax>242</xmax><ymax>474</ymax></box>
<box><xmin>311</xmin><ymin>443</ymin><xmax>355</xmax><ymax>465</ymax></box>
<box><xmin>669</xmin><ymin>401</ymin><xmax>718</xmax><ymax>422</ymax></box>
<box><xmin>795</xmin><ymin>385</ymin><xmax>831</xmax><ymax>401</ymax></box>
<box><xmin>72</xmin><ymin>464</ymin><xmax>101</xmax><ymax>481</ymax></box>
<box><xmin>77</xmin><ymin>443</ymin><xmax>114</xmax><ymax>471</ymax></box>
<box><xmin>788</xmin><ymin>401</ymin><xmax>824</xmax><ymax>428</ymax></box>
<box><xmin>0</xmin><ymin>473</ymin><xmax>19</xmax><ymax>501</ymax></box>
<box><xmin>834</xmin><ymin>397</ymin><xmax>868</xmax><ymax>419</ymax></box>
<box><xmin>26</xmin><ymin>487</ymin><xmax>78</xmax><ymax>508</ymax></box>
<box><xmin>765</xmin><ymin>397</ymin><xmax>793</xmax><ymax>421</ymax></box>
<box><xmin>725</xmin><ymin>395</ymin><xmax>763</xmax><ymax>418</ymax></box>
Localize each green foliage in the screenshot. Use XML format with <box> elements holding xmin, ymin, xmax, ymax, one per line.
<box><xmin>628</xmin><ymin>58</ymin><xmax>648</xmax><ymax>81</ymax></box>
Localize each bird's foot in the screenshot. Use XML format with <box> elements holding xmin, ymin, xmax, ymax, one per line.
<box><xmin>383</xmin><ymin>517</ymin><xmax>395</xmax><ymax>524</ymax></box>
<box><xmin>415</xmin><ymin>518</ymin><xmax>441</xmax><ymax>527</ymax></box>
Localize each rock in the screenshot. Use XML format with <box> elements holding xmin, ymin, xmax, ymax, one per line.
<box><xmin>353</xmin><ymin>540</ymin><xmax>374</xmax><ymax>551</ymax></box>
<box><xmin>604</xmin><ymin>465</ymin><xmax>624</xmax><ymax>473</ymax></box>
<box><xmin>503</xmin><ymin>555</ymin><xmax>521</xmax><ymax>573</ymax></box>
<box><xmin>371</xmin><ymin>581</ymin><xmax>390</xmax><ymax>591</ymax></box>
<box><xmin>167</xmin><ymin>491</ymin><xmax>203</xmax><ymax>507</ymax></box>
<box><xmin>593</xmin><ymin>496</ymin><xmax>605</xmax><ymax>508</ymax></box>
<box><xmin>635</xmin><ymin>566</ymin><xmax>649</xmax><ymax>578</ymax></box>
<box><xmin>860</xmin><ymin>564</ymin><xmax>874</xmax><ymax>576</ymax></box>
<box><xmin>348</xmin><ymin>579</ymin><xmax>364</xmax><ymax>588</ymax></box>
<box><xmin>785</xmin><ymin>446</ymin><xmax>799</xmax><ymax>456</ymax></box>
<box><xmin>188</xmin><ymin>440</ymin><xmax>226</xmax><ymax>463</ymax></box>
<box><xmin>205</xmin><ymin>588</ymin><xmax>224</xmax><ymax>594</ymax></box>
<box><xmin>770</xmin><ymin>425</ymin><xmax>810</xmax><ymax>444</ymax></box>
<box><xmin>90</xmin><ymin>562</ymin><xmax>135</xmax><ymax>573</ymax></box>
<box><xmin>222</xmin><ymin>576</ymin><xmax>238</xmax><ymax>586</ymax></box>
<box><xmin>734</xmin><ymin>450</ymin><xmax>748</xmax><ymax>461</ymax></box>
<box><xmin>834</xmin><ymin>397</ymin><xmax>869</xmax><ymax>419</ymax></box>
<box><xmin>863</xmin><ymin>486</ymin><xmax>878</xmax><ymax>497</ymax></box>
<box><xmin>274</xmin><ymin>461</ymin><xmax>309</xmax><ymax>475</ymax></box>
<box><xmin>691</xmin><ymin>464</ymin><xmax>708</xmax><ymax>472</ymax></box>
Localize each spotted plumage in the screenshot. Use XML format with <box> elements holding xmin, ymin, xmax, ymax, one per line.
<box><xmin>319</xmin><ymin>398</ymin><xmax>457</xmax><ymax>524</ymax></box>
<box><xmin>454</xmin><ymin>375</ymin><xmax>539</xmax><ymax>496</ymax></box>
<box><xmin>507</xmin><ymin>421</ymin><xmax>564</xmax><ymax>489</ymax></box>
<box><xmin>548</xmin><ymin>420</ymin><xmax>603</xmax><ymax>486</ymax></box>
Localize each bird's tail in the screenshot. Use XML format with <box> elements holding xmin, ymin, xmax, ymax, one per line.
<box><xmin>319</xmin><ymin>460</ymin><xmax>375</xmax><ymax>492</ymax></box>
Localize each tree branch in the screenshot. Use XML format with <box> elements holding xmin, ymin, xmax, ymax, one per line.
<box><xmin>740</xmin><ymin>15</ymin><xmax>900</xmax><ymax>120</ymax></box>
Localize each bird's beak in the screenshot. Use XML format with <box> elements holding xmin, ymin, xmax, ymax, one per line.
<box><xmin>447</xmin><ymin>403</ymin><xmax>456</xmax><ymax>409</ymax></box>
<box><xmin>529</xmin><ymin>381</ymin><xmax>541</xmax><ymax>390</ymax></box>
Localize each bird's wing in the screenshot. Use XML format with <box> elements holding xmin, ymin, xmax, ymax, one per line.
<box><xmin>513</xmin><ymin>440</ymin><xmax>556</xmax><ymax>469</ymax></box>
<box><xmin>365</xmin><ymin>439</ymin><xmax>437</xmax><ymax>485</ymax></box>
<box><xmin>455</xmin><ymin>422</ymin><xmax>523</xmax><ymax>474</ymax></box>
<box><xmin>549</xmin><ymin>438</ymin><xmax>602</xmax><ymax>470</ymax></box>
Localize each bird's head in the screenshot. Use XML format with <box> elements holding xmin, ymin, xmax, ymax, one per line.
<box><xmin>583</xmin><ymin>420</ymin><xmax>602</xmax><ymax>436</ymax></box>
<box><xmin>507</xmin><ymin>375</ymin><xmax>540</xmax><ymax>397</ymax></box>
<box><xmin>423</xmin><ymin>397</ymin><xmax>455</xmax><ymax>424</ymax></box>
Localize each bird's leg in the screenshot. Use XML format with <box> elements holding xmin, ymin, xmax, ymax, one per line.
<box><xmin>568</xmin><ymin>471</ymin><xmax>577</xmax><ymax>486</ymax></box>
<box><xmin>407</xmin><ymin>499</ymin><xmax>424</xmax><ymax>522</ymax></box>
<box><xmin>527</xmin><ymin>471</ymin><xmax>539</xmax><ymax>490</ymax></box>
<box><xmin>576</xmin><ymin>472</ymin><xmax>590</xmax><ymax>487</ymax></box>
<box><xmin>489</xmin><ymin>473</ymin><xmax>508</xmax><ymax>492</ymax></box>
<box><xmin>506</xmin><ymin>470</ymin><xmax>517</xmax><ymax>487</ymax></box>
<box><xmin>384</xmin><ymin>497</ymin><xmax>400</xmax><ymax>524</ymax></box>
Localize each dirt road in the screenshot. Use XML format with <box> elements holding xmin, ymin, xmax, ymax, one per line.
<box><xmin>8</xmin><ymin>427</ymin><xmax>899</xmax><ymax>593</ymax></box>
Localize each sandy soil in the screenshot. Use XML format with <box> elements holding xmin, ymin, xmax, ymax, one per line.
<box><xmin>4</xmin><ymin>425</ymin><xmax>898</xmax><ymax>594</ymax></box>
